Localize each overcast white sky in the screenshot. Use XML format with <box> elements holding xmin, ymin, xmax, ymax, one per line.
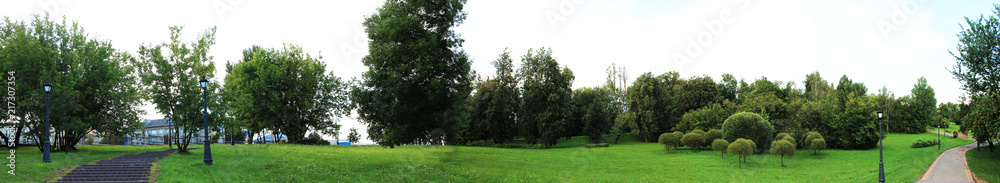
<box><xmin>2</xmin><ymin>0</ymin><xmax>994</xmax><ymax>143</ymax></box>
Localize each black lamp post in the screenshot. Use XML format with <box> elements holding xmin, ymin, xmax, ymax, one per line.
<box><xmin>937</xmin><ymin>110</ymin><xmax>941</xmax><ymax>150</ymax></box>
<box><xmin>200</xmin><ymin>78</ymin><xmax>213</xmax><ymax>165</ymax></box>
<box><xmin>878</xmin><ymin>109</ymin><xmax>884</xmax><ymax>183</ymax></box>
<box><xmin>42</xmin><ymin>83</ymin><xmax>51</xmax><ymax>163</ymax></box>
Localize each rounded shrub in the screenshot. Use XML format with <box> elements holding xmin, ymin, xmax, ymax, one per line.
<box><xmin>728</xmin><ymin>138</ymin><xmax>756</xmax><ymax>168</ymax></box>
<box><xmin>704</xmin><ymin>129</ymin><xmax>723</xmax><ymax>144</ymax></box>
<box><xmin>659</xmin><ymin>133</ymin><xmax>681</xmax><ymax>153</ymax></box>
<box><xmin>722</xmin><ymin>112</ymin><xmax>774</xmax><ymax>152</ymax></box>
<box><xmin>681</xmin><ymin>133</ymin><xmax>705</xmax><ymax>152</ymax></box>
<box><xmin>712</xmin><ymin>139</ymin><xmax>729</xmax><ymax>158</ymax></box>
<box><xmin>811</xmin><ymin>139</ymin><xmax>826</xmax><ymax>158</ymax></box>
<box><xmin>770</xmin><ymin>139</ymin><xmax>795</xmax><ymax>166</ymax></box>
<box><xmin>781</xmin><ymin>136</ymin><xmax>796</xmax><ymax>147</ymax></box>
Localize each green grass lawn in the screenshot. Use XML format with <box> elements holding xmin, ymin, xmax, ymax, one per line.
<box><xmin>0</xmin><ymin>145</ymin><xmax>168</xmax><ymax>183</ymax></box>
<box><xmin>967</xmin><ymin>145</ymin><xmax>1000</xmax><ymax>183</ymax></box>
<box><xmin>927</xmin><ymin>122</ymin><xmax>967</xmax><ymax>135</ymax></box>
<box><xmin>156</xmin><ymin>132</ymin><xmax>972</xmax><ymax>182</ymax></box>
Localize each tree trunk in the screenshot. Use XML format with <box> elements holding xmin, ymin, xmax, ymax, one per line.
<box><xmin>780</xmin><ymin>156</ymin><xmax>784</xmax><ymax>166</ymax></box>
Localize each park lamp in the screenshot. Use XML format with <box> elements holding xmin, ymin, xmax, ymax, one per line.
<box><xmin>199</xmin><ymin>78</ymin><xmax>208</xmax><ymax>89</ymax></box>
<box><xmin>877</xmin><ymin>109</ymin><xmax>882</xmax><ymax>119</ymax></box>
<box><xmin>43</xmin><ymin>83</ymin><xmax>51</xmax><ymax>92</ymax></box>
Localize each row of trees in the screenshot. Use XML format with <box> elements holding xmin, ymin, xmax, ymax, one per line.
<box><xmin>0</xmin><ymin>14</ymin><xmax>144</xmax><ymax>152</ymax></box>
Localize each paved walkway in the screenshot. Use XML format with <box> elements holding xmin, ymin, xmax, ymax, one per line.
<box><xmin>917</xmin><ymin>130</ymin><xmax>981</xmax><ymax>183</ymax></box>
<box><xmin>56</xmin><ymin>148</ymin><xmax>179</xmax><ymax>183</ymax></box>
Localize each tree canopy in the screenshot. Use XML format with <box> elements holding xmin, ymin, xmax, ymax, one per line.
<box><xmin>352</xmin><ymin>0</ymin><xmax>472</xmax><ymax>147</ymax></box>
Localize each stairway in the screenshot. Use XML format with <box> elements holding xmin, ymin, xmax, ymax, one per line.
<box><xmin>57</xmin><ymin>149</ymin><xmax>178</xmax><ymax>183</ymax></box>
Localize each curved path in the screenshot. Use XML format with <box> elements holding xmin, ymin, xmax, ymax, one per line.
<box><xmin>917</xmin><ymin>130</ymin><xmax>979</xmax><ymax>183</ymax></box>
<box><xmin>56</xmin><ymin>148</ymin><xmax>178</xmax><ymax>183</ymax></box>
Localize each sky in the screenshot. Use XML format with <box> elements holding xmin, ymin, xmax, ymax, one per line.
<box><xmin>1</xmin><ymin>0</ymin><xmax>996</xmax><ymax>144</ymax></box>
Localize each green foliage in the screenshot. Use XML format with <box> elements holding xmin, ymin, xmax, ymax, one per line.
<box><xmin>625</xmin><ymin>72</ymin><xmax>668</xmax><ymax>142</ymax></box>
<box><xmin>465</xmin><ymin>50</ymin><xmax>519</xmax><ymax>144</ymax></box>
<box><xmin>674</xmin><ymin>100</ymin><xmax>741</xmax><ymax>132</ymax></box>
<box><xmin>658</xmin><ymin>133</ymin><xmax>681</xmax><ymax>153</ymax></box>
<box><xmin>718</xmin><ymin>73</ymin><xmax>739</xmax><ymax>102</ymax></box>
<box><xmin>712</xmin><ymin>139</ymin><xmax>729</xmax><ymax>158</ymax></box>
<box><xmin>681</xmin><ymin>132</ymin><xmax>705</xmax><ymax>152</ymax></box>
<box><xmin>950</xmin><ymin>5</ymin><xmax>1000</xmax><ymax>95</ymax></box>
<box><xmin>911</xmin><ymin>77</ymin><xmax>937</xmax><ymax>128</ymax></box>
<box><xmin>722</xmin><ymin>112</ymin><xmax>774</xmax><ymax>152</ymax></box>
<box><xmin>136</xmin><ymin>25</ymin><xmax>220</xmax><ymax>152</ymax></box>
<box><xmin>0</xmin><ymin>14</ymin><xmax>144</xmax><ymax>152</ymax></box>
<box><xmin>833</xmin><ymin>92</ymin><xmax>880</xmax><ymax>149</ymax></box>
<box><xmin>704</xmin><ymin>129</ymin><xmax>723</xmax><ymax>144</ymax></box>
<box><xmin>518</xmin><ymin>48</ymin><xmax>574</xmax><ymax>147</ymax></box>
<box><xmin>966</xmin><ymin>93</ymin><xmax>999</xmax><ymax>151</ymax></box>
<box><xmin>352</xmin><ymin>0</ymin><xmax>472</xmax><ymax>147</ymax></box>
<box><xmin>690</xmin><ymin>129</ymin><xmax>705</xmax><ymax>135</ymax></box>
<box><xmin>910</xmin><ymin>139</ymin><xmax>940</xmax><ymax>148</ymax></box>
<box><xmin>223</xmin><ymin>45</ymin><xmax>350</xmax><ymax>144</ymax></box>
<box><xmin>727</xmin><ymin>138</ymin><xmax>756</xmax><ymax>168</ymax></box>
<box><xmin>348</xmin><ymin>128</ymin><xmax>361</xmax><ymax>144</ymax></box>
<box><xmin>770</xmin><ymin>139</ymin><xmax>795</xmax><ymax>166</ymax></box>
<box><xmin>301</xmin><ymin>133</ymin><xmax>330</xmax><ymax>145</ymax></box>
<box><xmin>802</xmin><ymin>131</ymin><xmax>824</xmax><ymax>148</ymax></box>
<box><xmin>572</xmin><ymin>86</ymin><xmax>614</xmax><ymax>143</ymax></box>
<box><xmin>775</xmin><ymin>133</ymin><xmax>791</xmax><ymax>141</ymax></box>
<box><xmin>675</xmin><ymin>75</ymin><xmax>722</xmax><ymax>115</ymax></box>
<box><xmin>810</xmin><ymin>139</ymin><xmax>827</xmax><ymax>157</ymax></box>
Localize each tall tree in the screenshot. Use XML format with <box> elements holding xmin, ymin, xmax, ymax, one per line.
<box><xmin>950</xmin><ymin>4</ymin><xmax>1000</xmax><ymax>145</ymax></box>
<box><xmin>464</xmin><ymin>49</ymin><xmax>519</xmax><ymax>144</ymax></box>
<box><xmin>518</xmin><ymin>48</ymin><xmax>574</xmax><ymax>146</ymax></box>
<box><xmin>911</xmin><ymin>77</ymin><xmax>937</xmax><ymax>129</ymax></box>
<box><xmin>573</xmin><ymin>87</ymin><xmax>613</xmax><ymax>142</ymax></box>
<box><xmin>605</xmin><ymin>63</ymin><xmax>629</xmax><ymax>143</ymax></box>
<box><xmin>137</xmin><ymin>26</ymin><xmax>218</xmax><ymax>153</ymax></box>
<box><xmin>351</xmin><ymin>0</ymin><xmax>472</xmax><ymax>147</ymax></box>
<box><xmin>0</xmin><ymin>14</ymin><xmax>143</xmax><ymax>151</ymax></box>
<box><xmin>624</xmin><ymin>72</ymin><xmax>666</xmax><ymax>142</ymax></box>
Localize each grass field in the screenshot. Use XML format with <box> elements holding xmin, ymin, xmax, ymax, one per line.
<box><xmin>0</xmin><ymin>145</ymin><xmax>168</xmax><ymax>183</ymax></box>
<box><xmin>967</xmin><ymin>145</ymin><xmax>1000</xmax><ymax>183</ymax></box>
<box><xmin>156</xmin><ymin>132</ymin><xmax>972</xmax><ymax>182</ymax></box>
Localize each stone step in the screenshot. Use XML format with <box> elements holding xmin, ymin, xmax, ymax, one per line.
<box><xmin>59</xmin><ymin>177</ymin><xmax>147</xmax><ymax>182</ymax></box>
<box><xmin>56</xmin><ymin>149</ymin><xmax>178</xmax><ymax>183</ymax></box>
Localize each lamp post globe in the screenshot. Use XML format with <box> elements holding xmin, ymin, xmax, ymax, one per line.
<box><xmin>199</xmin><ymin>77</ymin><xmax>213</xmax><ymax>165</ymax></box>
<box><xmin>877</xmin><ymin>109</ymin><xmax>884</xmax><ymax>183</ymax></box>
<box><xmin>42</xmin><ymin>83</ymin><xmax>52</xmax><ymax>163</ymax></box>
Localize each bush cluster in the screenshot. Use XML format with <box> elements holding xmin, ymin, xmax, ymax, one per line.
<box><xmin>911</xmin><ymin>139</ymin><xmax>940</xmax><ymax>148</ymax></box>
<box><xmin>681</xmin><ymin>132</ymin><xmax>705</xmax><ymax>152</ymax></box>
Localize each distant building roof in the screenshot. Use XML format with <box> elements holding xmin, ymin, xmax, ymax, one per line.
<box><xmin>144</xmin><ymin>119</ymin><xmax>172</xmax><ymax>128</ymax></box>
